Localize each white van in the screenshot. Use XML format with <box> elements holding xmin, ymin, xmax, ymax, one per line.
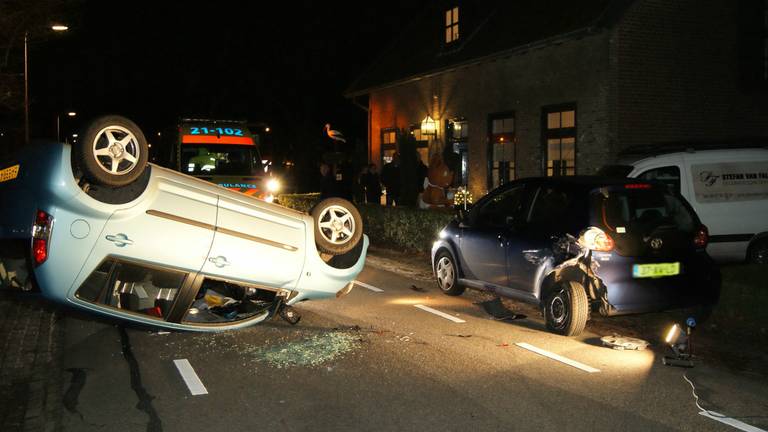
<box><xmin>602</xmin><ymin>145</ymin><xmax>768</xmax><ymax>263</ymax></box>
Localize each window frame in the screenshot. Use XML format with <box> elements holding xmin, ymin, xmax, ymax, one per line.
<box><xmin>409</xmin><ymin>124</ymin><xmax>430</xmax><ymax>165</ymax></box>
<box><xmin>541</xmin><ymin>103</ymin><xmax>577</xmax><ymax>177</ymax></box>
<box><xmin>444</xmin><ymin>5</ymin><xmax>460</xmax><ymax>45</ymax></box>
<box><xmin>487</xmin><ymin>111</ymin><xmax>516</xmax><ymax>190</ymax></box>
<box><xmin>527</xmin><ymin>183</ymin><xmax>588</xmax><ymax>235</ymax></box>
<box><xmin>180</xmin><ymin>274</ymin><xmax>281</xmax><ymax>327</ymax></box>
<box><xmin>446</xmin><ymin>118</ymin><xmax>469</xmax><ymax>187</ymax></box>
<box><xmin>380</xmin><ymin>127</ymin><xmax>398</xmax><ymax>165</ymax></box>
<box><xmin>75</xmin><ymin>257</ymin><xmax>194</xmax><ymax>322</ymax></box>
<box><xmin>473</xmin><ymin>183</ymin><xmax>527</xmax><ymax>228</ymax></box>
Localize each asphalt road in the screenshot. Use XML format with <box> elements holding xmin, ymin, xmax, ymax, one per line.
<box><xmin>57</xmin><ymin>256</ymin><xmax>768</xmax><ymax>432</ymax></box>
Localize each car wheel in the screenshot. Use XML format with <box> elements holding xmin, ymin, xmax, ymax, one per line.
<box><xmin>75</xmin><ymin>115</ymin><xmax>148</xmax><ymax>187</ymax></box>
<box><xmin>748</xmin><ymin>239</ymin><xmax>768</xmax><ymax>265</ymax></box>
<box><xmin>311</xmin><ymin>198</ymin><xmax>363</xmax><ymax>255</ymax></box>
<box><xmin>544</xmin><ymin>281</ymin><xmax>589</xmax><ymax>336</ymax></box>
<box><xmin>434</xmin><ymin>251</ymin><xmax>465</xmax><ymax>296</ymax></box>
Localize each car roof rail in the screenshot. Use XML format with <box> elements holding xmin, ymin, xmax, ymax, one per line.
<box><xmin>618</xmin><ymin>137</ymin><xmax>768</xmax><ymax>157</ymax></box>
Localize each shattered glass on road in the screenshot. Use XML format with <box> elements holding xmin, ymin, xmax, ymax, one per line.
<box><xmin>245</xmin><ymin>330</ymin><xmax>363</xmax><ymax>369</ymax></box>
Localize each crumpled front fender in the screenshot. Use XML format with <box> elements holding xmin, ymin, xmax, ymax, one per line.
<box><xmin>539</xmin><ymin>251</ymin><xmax>613</xmax><ymax>316</ymax></box>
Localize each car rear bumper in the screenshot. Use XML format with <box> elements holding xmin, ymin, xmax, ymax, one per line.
<box><xmin>289</xmin><ymin>235</ymin><xmax>369</xmax><ymax>304</ymax></box>
<box><xmin>594</xmin><ymin>251</ymin><xmax>720</xmax><ymax>316</ymax></box>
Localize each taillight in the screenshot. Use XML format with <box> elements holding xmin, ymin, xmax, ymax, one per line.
<box><xmin>693</xmin><ymin>225</ymin><xmax>708</xmax><ymax>249</ymax></box>
<box><xmin>624</xmin><ymin>183</ymin><xmax>652</xmax><ymax>189</ymax></box>
<box><xmin>32</xmin><ymin>210</ymin><xmax>54</xmax><ymax>266</ymax></box>
<box><xmin>579</xmin><ymin>227</ymin><xmax>615</xmax><ymax>252</ymax></box>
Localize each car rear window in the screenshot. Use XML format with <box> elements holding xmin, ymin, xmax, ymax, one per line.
<box><xmin>590</xmin><ymin>186</ymin><xmax>697</xmax><ymax>234</ymax></box>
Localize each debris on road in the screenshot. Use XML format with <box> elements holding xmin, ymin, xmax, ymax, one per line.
<box><xmin>600</xmin><ymin>334</ymin><xmax>650</xmax><ymax>351</ymax></box>
<box><xmin>247</xmin><ymin>330</ymin><xmax>362</xmax><ymax>368</ymax></box>
<box><xmin>476</xmin><ymin>297</ymin><xmax>526</xmax><ymax>321</ymax></box>
<box><xmin>410</xmin><ymin>284</ymin><xmax>427</xmax><ymax>292</ymax></box>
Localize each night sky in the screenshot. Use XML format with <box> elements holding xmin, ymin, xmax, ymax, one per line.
<box><xmin>27</xmin><ymin>1</ymin><xmax>424</xmax><ymax>169</ymax></box>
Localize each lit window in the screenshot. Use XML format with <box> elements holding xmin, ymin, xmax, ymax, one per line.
<box><xmin>382</xmin><ymin>130</ymin><xmax>396</xmax><ymax>144</ymax></box>
<box><xmin>489</xmin><ymin>114</ymin><xmax>515</xmax><ymax>189</ymax></box>
<box><xmin>543</xmin><ymin>107</ymin><xmax>576</xmax><ymax>176</ymax></box>
<box><xmin>445</xmin><ymin>6</ymin><xmax>459</xmax><ymax>44</ymax></box>
<box><xmin>381</xmin><ymin>128</ymin><xmax>397</xmax><ymax>164</ymax></box>
<box><xmin>409</xmin><ymin>126</ymin><xmax>430</xmax><ymax>165</ymax></box>
<box><xmin>448</xmin><ymin>119</ymin><xmax>468</xmax><ymax>186</ymax></box>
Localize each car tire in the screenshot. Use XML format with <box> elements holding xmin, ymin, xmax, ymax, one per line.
<box><xmin>544</xmin><ymin>281</ymin><xmax>589</xmax><ymax>336</ymax></box>
<box><xmin>748</xmin><ymin>239</ymin><xmax>768</xmax><ymax>265</ymax></box>
<box><xmin>311</xmin><ymin>198</ymin><xmax>363</xmax><ymax>255</ymax></box>
<box><xmin>75</xmin><ymin>115</ymin><xmax>149</xmax><ymax>187</ymax></box>
<box><xmin>434</xmin><ymin>250</ymin><xmax>465</xmax><ymax>296</ymax></box>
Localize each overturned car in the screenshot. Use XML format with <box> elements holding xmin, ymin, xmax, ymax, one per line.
<box><xmin>432</xmin><ymin>176</ymin><xmax>720</xmax><ymax>336</ymax></box>
<box><xmin>0</xmin><ymin>116</ymin><xmax>367</xmax><ymax>331</ymax></box>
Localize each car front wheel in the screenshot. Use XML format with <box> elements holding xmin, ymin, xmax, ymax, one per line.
<box><xmin>435</xmin><ymin>251</ymin><xmax>464</xmax><ymax>296</ymax></box>
<box><xmin>544</xmin><ymin>281</ymin><xmax>589</xmax><ymax>336</ymax></box>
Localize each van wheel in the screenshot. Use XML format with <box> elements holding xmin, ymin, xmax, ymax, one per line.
<box><xmin>748</xmin><ymin>239</ymin><xmax>768</xmax><ymax>265</ymax></box>
<box><xmin>75</xmin><ymin>115</ymin><xmax>148</xmax><ymax>187</ymax></box>
<box><xmin>311</xmin><ymin>198</ymin><xmax>363</xmax><ymax>255</ymax></box>
<box><xmin>435</xmin><ymin>251</ymin><xmax>464</xmax><ymax>296</ymax></box>
<box><xmin>544</xmin><ymin>281</ymin><xmax>589</xmax><ymax>336</ymax></box>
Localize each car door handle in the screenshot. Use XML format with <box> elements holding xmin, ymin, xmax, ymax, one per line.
<box><xmin>208</xmin><ymin>256</ymin><xmax>230</xmax><ymax>268</ymax></box>
<box><xmin>105</xmin><ymin>233</ymin><xmax>133</xmax><ymax>247</ymax></box>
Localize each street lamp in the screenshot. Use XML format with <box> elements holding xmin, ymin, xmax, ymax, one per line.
<box><xmin>56</xmin><ymin>111</ymin><xmax>76</xmax><ymax>142</ymax></box>
<box><xmin>24</xmin><ymin>24</ymin><xmax>69</xmax><ymax>145</ymax></box>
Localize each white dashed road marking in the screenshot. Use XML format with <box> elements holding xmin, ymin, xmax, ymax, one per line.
<box><xmin>699</xmin><ymin>411</ymin><xmax>767</xmax><ymax>432</ymax></box>
<box><xmin>414</xmin><ymin>304</ymin><xmax>466</xmax><ymax>323</ymax></box>
<box><xmin>355</xmin><ymin>281</ymin><xmax>384</xmax><ymax>292</ymax></box>
<box><xmin>515</xmin><ymin>343</ymin><xmax>600</xmax><ymax>373</ymax></box>
<box><xmin>174</xmin><ymin>359</ymin><xmax>209</xmax><ymax>395</ymax></box>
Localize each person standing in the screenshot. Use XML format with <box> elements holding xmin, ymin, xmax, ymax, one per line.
<box><xmin>319</xmin><ymin>162</ymin><xmax>336</xmax><ymax>198</ymax></box>
<box><xmin>364</xmin><ymin>163</ymin><xmax>382</xmax><ymax>205</ymax></box>
<box><xmin>381</xmin><ymin>153</ymin><xmax>400</xmax><ymax>206</ymax></box>
<box><xmin>354</xmin><ymin>165</ymin><xmax>369</xmax><ymax>204</ymax></box>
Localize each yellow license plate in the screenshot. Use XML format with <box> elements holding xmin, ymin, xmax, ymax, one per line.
<box><xmin>632</xmin><ymin>262</ymin><xmax>680</xmax><ymax>278</ymax></box>
<box><xmin>0</xmin><ymin>164</ymin><xmax>19</xmax><ymax>183</ymax></box>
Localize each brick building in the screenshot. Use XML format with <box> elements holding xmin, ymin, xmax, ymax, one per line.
<box><xmin>345</xmin><ymin>0</ymin><xmax>768</xmax><ymax>198</ymax></box>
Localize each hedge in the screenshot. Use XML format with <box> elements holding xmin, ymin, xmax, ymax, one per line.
<box><xmin>277</xmin><ymin>193</ymin><xmax>321</xmax><ymax>213</ymax></box>
<box><xmin>278</xmin><ymin>193</ymin><xmax>455</xmax><ymax>254</ymax></box>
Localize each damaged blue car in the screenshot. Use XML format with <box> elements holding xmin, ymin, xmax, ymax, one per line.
<box><xmin>431</xmin><ymin>177</ymin><xmax>720</xmax><ymax>336</ymax></box>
